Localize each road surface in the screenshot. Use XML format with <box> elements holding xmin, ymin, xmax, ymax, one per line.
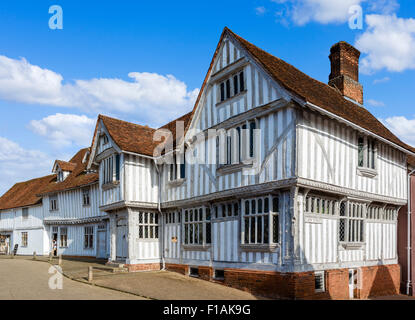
<box><xmin>0</xmin><ymin>258</ymin><xmax>145</xmax><ymax>300</ymax></box>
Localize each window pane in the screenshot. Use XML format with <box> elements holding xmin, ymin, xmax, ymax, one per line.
<box><xmin>257</xmin><ymin>217</ymin><xmax>262</xmax><ymax>244</ymax></box>
<box><xmin>234</xmin><ymin>203</ymin><xmax>239</xmax><ymax>216</ymax></box>
<box><xmin>199</xmin><ymin>223</ymin><xmax>203</xmax><ymax>244</ymax></box>
<box><xmin>244</xmin><ymin>218</ymin><xmax>249</xmax><ymax>243</ymax></box>
<box><xmin>339</xmin><ymin>219</ymin><xmax>346</xmax><ymax>241</ymax></box>
<box><xmin>220</xmin><ymin>82</ymin><xmax>225</xmax><ymax>102</ymax></box>
<box><xmin>264</xmin><ymin>215</ymin><xmax>269</xmax><ymax>243</ymax></box>
<box><xmin>250</xmin><ymin>217</ymin><xmax>256</xmax><ymax>243</ymax></box>
<box><xmin>226</xmin><ymin>79</ymin><xmax>231</xmax><ymax>99</ymax></box>
<box><xmin>228</xmin><ymin>204</ymin><xmax>232</xmax><ymax>217</ymax></box>
<box><xmin>184</xmin><ymin>225</ymin><xmax>188</xmax><ymax>244</ymax></box>
<box><xmin>258</xmin><ymin>199</ymin><xmax>263</xmax><ymax>214</ymax></box>
<box><xmin>239</xmin><ymin>72</ymin><xmax>245</xmax><ymax>92</ymax></box>
<box><xmin>358</xmin><ymin>137</ymin><xmax>364</xmax><ymax>167</ymax></box>
<box><xmin>251</xmin><ymin>200</ymin><xmax>256</xmax><ymax>214</ymax></box>
<box><xmin>206</xmin><ymin>223</ymin><xmax>211</xmax><ymax>244</ymax></box>
<box><xmin>264</xmin><ymin>197</ymin><xmax>269</xmax><ymax>213</ymax></box>
<box><xmin>272</xmin><ymin>215</ymin><xmax>279</xmax><ymax>243</ymax></box>
<box><xmin>249</xmin><ymin>121</ymin><xmax>256</xmax><ymax>158</ymax></box>
<box><xmin>273</xmin><ymin>197</ymin><xmax>279</xmax><ymax>212</ymax></box>
<box><xmin>245</xmin><ymin>201</ymin><xmax>250</xmax><ymax>215</ymax></box>
<box><xmin>233</xmin><ymin>75</ymin><xmax>239</xmax><ymax>95</ymax></box>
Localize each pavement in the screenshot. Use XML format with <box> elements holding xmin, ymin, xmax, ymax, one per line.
<box><xmin>0</xmin><ymin>258</ymin><xmax>144</xmax><ymax>300</ymax></box>
<box><xmin>0</xmin><ymin>256</ymin><xmax>258</xmax><ymax>300</ymax></box>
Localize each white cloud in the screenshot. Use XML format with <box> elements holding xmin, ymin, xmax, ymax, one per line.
<box><xmin>256</xmin><ymin>6</ymin><xmax>267</xmax><ymax>16</ymax></box>
<box><xmin>367</xmin><ymin>99</ymin><xmax>385</xmax><ymax>107</ymax></box>
<box><xmin>373</xmin><ymin>76</ymin><xmax>390</xmax><ymax>84</ymax></box>
<box><xmin>270</xmin><ymin>0</ymin><xmax>400</xmax><ymax>26</ymax></box>
<box><xmin>356</xmin><ymin>14</ymin><xmax>415</xmax><ymax>74</ymax></box>
<box><xmin>0</xmin><ymin>137</ymin><xmax>53</xmax><ymax>196</ymax></box>
<box><xmin>271</xmin><ymin>0</ymin><xmax>363</xmax><ymax>26</ymax></box>
<box><xmin>382</xmin><ymin>116</ymin><xmax>415</xmax><ymax>146</ymax></box>
<box><xmin>29</xmin><ymin>113</ymin><xmax>95</xmax><ymax>148</ymax></box>
<box><xmin>0</xmin><ymin>55</ymin><xmax>199</xmax><ymax>127</ymax></box>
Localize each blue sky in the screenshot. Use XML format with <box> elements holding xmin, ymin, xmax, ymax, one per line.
<box><xmin>0</xmin><ymin>0</ymin><xmax>415</xmax><ymax>195</ymax></box>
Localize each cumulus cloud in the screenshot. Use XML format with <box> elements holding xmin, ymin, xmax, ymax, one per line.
<box><xmin>356</xmin><ymin>14</ymin><xmax>415</xmax><ymax>74</ymax></box>
<box><xmin>382</xmin><ymin>116</ymin><xmax>415</xmax><ymax>146</ymax></box>
<box><xmin>271</xmin><ymin>0</ymin><xmax>363</xmax><ymax>26</ymax></box>
<box><xmin>0</xmin><ymin>55</ymin><xmax>199</xmax><ymax>127</ymax></box>
<box><xmin>0</xmin><ymin>137</ymin><xmax>53</xmax><ymax>196</ymax></box>
<box><xmin>270</xmin><ymin>0</ymin><xmax>400</xmax><ymax>26</ymax></box>
<box><xmin>29</xmin><ymin>113</ymin><xmax>95</xmax><ymax>148</ymax></box>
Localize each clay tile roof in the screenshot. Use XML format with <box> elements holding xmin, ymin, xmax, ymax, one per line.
<box><xmin>225</xmin><ymin>28</ymin><xmax>415</xmax><ymax>155</ymax></box>
<box><xmin>99</xmin><ymin>115</ymin><xmax>158</xmax><ymax>156</ymax></box>
<box><xmin>159</xmin><ymin>112</ymin><xmax>193</xmax><ymax>147</ymax></box>
<box><xmin>39</xmin><ymin>148</ymin><xmax>98</xmax><ymax>195</ymax></box>
<box><xmin>55</xmin><ymin>160</ymin><xmax>76</xmax><ymax>172</ymax></box>
<box><xmin>0</xmin><ymin>175</ymin><xmax>56</xmax><ymax>210</ymax></box>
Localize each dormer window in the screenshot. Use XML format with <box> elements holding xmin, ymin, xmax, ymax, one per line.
<box><xmin>219</xmin><ymin>70</ymin><xmax>245</xmax><ymax>103</ymax></box>
<box><xmin>57</xmin><ymin>170</ymin><xmax>64</xmax><ymax>182</ymax></box>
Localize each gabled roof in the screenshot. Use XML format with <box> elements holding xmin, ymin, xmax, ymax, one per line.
<box><xmin>224</xmin><ymin>28</ymin><xmax>415</xmax><ymax>154</ymax></box>
<box><xmin>39</xmin><ymin>148</ymin><xmax>98</xmax><ymax>195</ymax></box>
<box><xmin>54</xmin><ymin>160</ymin><xmax>76</xmax><ymax>172</ymax></box>
<box><xmin>0</xmin><ymin>175</ymin><xmax>56</xmax><ymax>210</ymax></box>
<box><xmin>99</xmin><ymin>115</ymin><xmax>158</xmax><ymax>156</ymax></box>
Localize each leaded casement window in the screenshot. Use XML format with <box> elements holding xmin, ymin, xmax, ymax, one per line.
<box><xmin>384</xmin><ymin>208</ymin><xmax>398</xmax><ymax>221</ymax></box>
<box><xmin>21</xmin><ymin>232</ymin><xmax>28</xmax><ymax>247</ymax></box>
<box><xmin>183</xmin><ymin>207</ymin><xmax>211</xmax><ymax>246</ymax></box>
<box><xmin>358</xmin><ymin>136</ymin><xmax>377</xmax><ymax>170</ymax></box>
<box><xmin>102</xmin><ymin>134</ymin><xmax>109</xmax><ymax>146</ymax></box>
<box><xmin>102</xmin><ymin>154</ymin><xmax>120</xmax><ymax>185</ymax></box>
<box><xmin>339</xmin><ymin>202</ymin><xmax>365</xmax><ymax>243</ymax></box>
<box><xmin>82</xmin><ymin>188</ymin><xmax>90</xmax><ymax>206</ymax></box>
<box><xmin>50</xmin><ymin>195</ymin><xmax>58</xmax><ymax>211</ymax></box>
<box><xmin>60</xmin><ymin>227</ymin><xmax>68</xmax><ymax>248</ymax></box>
<box><xmin>216</xmin><ymin>120</ymin><xmax>257</xmax><ymax>166</ymax></box>
<box><xmin>165</xmin><ymin>211</ymin><xmax>180</xmax><ymax>224</ymax></box>
<box><xmin>138</xmin><ymin>212</ymin><xmax>159</xmax><ymax>240</ymax></box>
<box><xmin>219</xmin><ymin>71</ymin><xmax>245</xmax><ymax>102</ymax></box>
<box><xmin>84</xmin><ymin>226</ymin><xmax>94</xmax><ymax>249</ymax></box>
<box><xmin>367</xmin><ymin>206</ymin><xmax>382</xmax><ymax>220</ymax></box>
<box><xmin>22</xmin><ymin>208</ymin><xmax>29</xmax><ymax>220</ymax></box>
<box><xmin>305</xmin><ymin>196</ymin><xmax>336</xmax><ymax>215</ymax></box>
<box><xmin>241</xmin><ymin>195</ymin><xmax>279</xmax><ymax>245</ymax></box>
<box><xmin>213</xmin><ymin>201</ymin><xmax>240</xmax><ymax>219</ymax></box>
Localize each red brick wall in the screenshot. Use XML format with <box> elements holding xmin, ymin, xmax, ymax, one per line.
<box><xmin>124</xmin><ymin>263</ymin><xmax>161</xmax><ymax>272</ymax></box>
<box><xmin>164</xmin><ymin>263</ymin><xmax>400</xmax><ymax>300</ymax></box>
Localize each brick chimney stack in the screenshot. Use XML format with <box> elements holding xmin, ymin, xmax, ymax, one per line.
<box><xmin>328</xmin><ymin>41</ymin><xmax>363</xmax><ymax>105</ymax></box>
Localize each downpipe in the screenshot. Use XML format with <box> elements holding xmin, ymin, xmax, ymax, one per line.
<box><xmin>155</xmin><ymin>162</ymin><xmax>166</xmax><ymax>271</ymax></box>
<box><xmin>407</xmin><ymin>169</ymin><xmax>415</xmax><ymax>295</ymax></box>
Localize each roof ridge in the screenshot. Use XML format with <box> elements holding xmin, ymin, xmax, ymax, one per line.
<box><xmin>99</xmin><ymin>114</ymin><xmax>156</xmax><ymax>131</ymax></box>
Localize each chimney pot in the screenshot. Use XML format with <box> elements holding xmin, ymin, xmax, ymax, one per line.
<box><xmin>328</xmin><ymin>41</ymin><xmax>363</xmax><ymax>105</ymax></box>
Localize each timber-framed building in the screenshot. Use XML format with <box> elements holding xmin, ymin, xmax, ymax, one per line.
<box><xmin>1</xmin><ymin>28</ymin><xmax>415</xmax><ymax>300</ymax></box>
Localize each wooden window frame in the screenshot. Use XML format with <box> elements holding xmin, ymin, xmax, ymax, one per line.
<box><xmin>182</xmin><ymin>207</ymin><xmax>211</xmax><ymax>247</ymax></box>
<box><xmin>339</xmin><ymin>201</ymin><xmax>365</xmax><ymax>244</ymax></box>
<box><xmin>241</xmin><ymin>195</ymin><xmax>279</xmax><ymax>247</ymax></box>
<box><xmin>21</xmin><ymin>232</ymin><xmax>28</xmax><ymax>247</ymax></box>
<box><xmin>22</xmin><ymin>208</ymin><xmax>29</xmax><ymax>220</ymax></box>
<box><xmin>138</xmin><ymin>212</ymin><xmax>159</xmax><ymax>240</ymax></box>
<box><xmin>49</xmin><ymin>195</ymin><xmax>58</xmax><ymax>212</ymax></box>
<box><xmin>59</xmin><ymin>227</ymin><xmax>68</xmax><ymax>248</ymax></box>
<box><xmin>82</xmin><ymin>188</ymin><xmax>90</xmax><ymax>207</ymax></box>
<box><xmin>84</xmin><ymin>226</ymin><xmax>94</xmax><ymax>249</ymax></box>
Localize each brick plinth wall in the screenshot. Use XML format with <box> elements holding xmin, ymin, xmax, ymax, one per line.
<box><xmin>124</xmin><ymin>263</ymin><xmax>161</xmax><ymax>272</ymax></box>
<box><xmin>164</xmin><ymin>263</ymin><xmax>400</xmax><ymax>300</ymax></box>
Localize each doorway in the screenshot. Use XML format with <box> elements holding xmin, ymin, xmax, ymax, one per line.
<box><xmin>116</xmin><ymin>219</ymin><xmax>127</xmax><ymax>261</ymax></box>
<box><xmin>52</xmin><ymin>233</ymin><xmax>58</xmax><ymax>256</ymax></box>
<box><xmin>97</xmin><ymin>224</ymin><xmax>107</xmax><ymax>259</ymax></box>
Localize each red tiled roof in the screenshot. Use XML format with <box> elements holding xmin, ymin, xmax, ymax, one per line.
<box><xmin>99</xmin><ymin>115</ymin><xmax>158</xmax><ymax>156</ymax></box>
<box><xmin>55</xmin><ymin>160</ymin><xmax>76</xmax><ymax>172</ymax></box>
<box><xmin>39</xmin><ymin>148</ymin><xmax>98</xmax><ymax>195</ymax></box>
<box><xmin>0</xmin><ymin>175</ymin><xmax>56</xmax><ymax>210</ymax></box>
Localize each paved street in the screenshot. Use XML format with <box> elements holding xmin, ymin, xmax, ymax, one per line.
<box><xmin>0</xmin><ymin>258</ymin><xmax>144</xmax><ymax>300</ymax></box>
